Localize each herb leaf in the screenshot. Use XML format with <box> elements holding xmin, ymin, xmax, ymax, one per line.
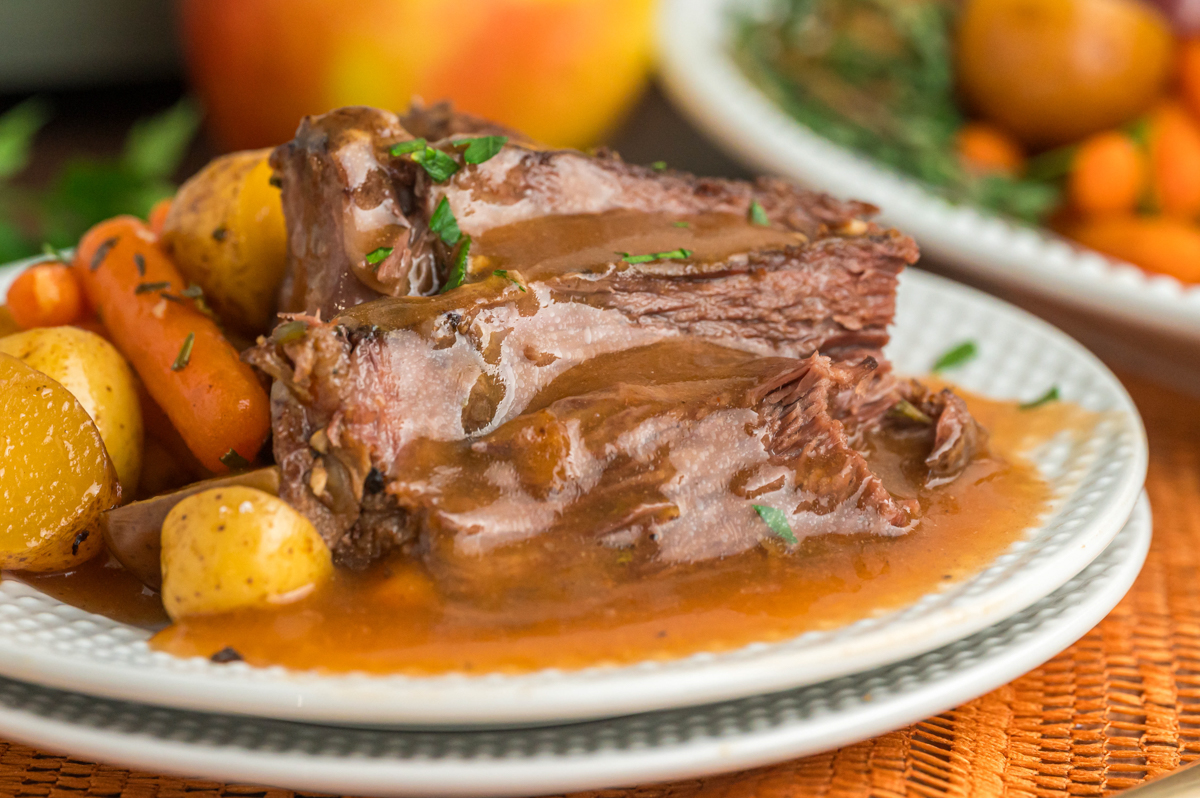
<box><xmin>390</xmin><ymin>138</ymin><xmax>427</xmax><ymax>156</ymax></box>
<box><xmin>1020</xmin><ymin>386</ymin><xmax>1060</xmax><ymax>410</ymax></box>
<box><xmin>365</xmin><ymin>246</ymin><xmax>393</xmax><ymax>268</ymax></box>
<box><xmin>91</xmin><ymin>236</ymin><xmax>118</xmax><ymax>271</ymax></box>
<box><xmin>411</xmin><ymin>146</ymin><xmax>460</xmax><ymax>182</ymax></box>
<box><xmin>0</xmin><ymin>97</ymin><xmax>50</xmax><ymax>180</ymax></box>
<box><xmin>651</xmin><ymin>160</ymin><xmax>667</xmax><ymax>171</ymax></box>
<box><xmin>40</xmin><ymin>242</ymin><xmax>70</xmax><ymax>263</ymax></box>
<box><xmin>753</xmin><ymin>504</ymin><xmax>798</xmax><ymax>545</ymax></box>
<box><xmin>889</xmin><ymin>398</ymin><xmax>933</xmax><ymax>424</ymax></box>
<box><xmin>493</xmin><ymin>269</ymin><xmax>527</xmax><ymax>292</ymax></box>
<box><xmin>458</xmin><ymin>135</ymin><xmax>508</xmax><ymax>164</ymax></box>
<box><xmin>429</xmin><ymin>196</ymin><xmax>462</xmax><ymax>245</ymax></box>
<box><xmin>122</xmin><ymin>98</ymin><xmax>201</xmax><ymax>180</ymax></box>
<box><xmin>171</xmin><ymin>332</ymin><xmax>195</xmax><ymax>371</ymax></box>
<box><xmin>932</xmin><ymin>341</ymin><xmax>978</xmax><ymax>373</ymax></box>
<box><xmin>749</xmin><ymin>198</ymin><xmax>770</xmax><ymax>226</ymax></box>
<box><xmin>620</xmin><ymin>248</ymin><xmax>693</xmax><ymax>264</ymax></box>
<box><xmin>673</xmin><ymin>221</ymin><xmax>691</xmax><ymax>228</ymax></box>
<box><xmin>441</xmin><ymin>236</ymin><xmax>471</xmax><ymax>293</ymax></box>
<box><xmin>134</xmin><ymin>281</ymin><xmax>171</xmax><ymax>294</ymax></box>
<box><xmin>219</xmin><ymin>448</ymin><xmax>251</xmax><ymax>470</ymax></box>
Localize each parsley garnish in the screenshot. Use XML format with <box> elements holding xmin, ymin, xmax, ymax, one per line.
<box><xmin>171</xmin><ymin>332</ymin><xmax>194</xmax><ymax>371</ymax></box>
<box><xmin>441</xmin><ymin>236</ymin><xmax>471</xmax><ymax>293</ymax></box>
<box><xmin>365</xmin><ymin>246</ymin><xmax>393</xmax><ymax>269</ymax></box>
<box><xmin>749</xmin><ymin>199</ymin><xmax>770</xmax><ymax>226</ymax></box>
<box><xmin>134</xmin><ymin>281</ymin><xmax>170</xmax><ymax>294</ymax></box>
<box><xmin>932</xmin><ymin>341</ymin><xmax>978</xmax><ymax>373</ymax></box>
<box><xmin>493</xmin><ymin>269</ymin><xmax>527</xmax><ymax>292</ymax></box>
<box><xmin>90</xmin><ymin>236</ymin><xmax>118</xmax><ymax>270</ymax></box>
<box><xmin>390</xmin><ymin>138</ymin><xmax>427</xmax><ymax>156</ymax></box>
<box><xmin>889</xmin><ymin>399</ymin><xmax>933</xmax><ymax>424</ymax></box>
<box><xmin>673</xmin><ymin>221</ymin><xmax>690</xmax><ymax>228</ymax></box>
<box><xmin>651</xmin><ymin>160</ymin><xmax>667</xmax><ymax>171</ymax></box>
<box><xmin>219</xmin><ymin>448</ymin><xmax>251</xmax><ymax>470</ymax></box>
<box><xmin>457</xmin><ymin>135</ymin><xmax>508</xmax><ymax>164</ymax></box>
<box><xmin>620</xmin><ymin>248</ymin><xmax>693</xmax><ymax>264</ymax></box>
<box><xmin>429</xmin><ymin>197</ymin><xmax>462</xmax><ymax>245</ymax></box>
<box><xmin>40</xmin><ymin>242</ymin><xmax>70</xmax><ymax>263</ymax></box>
<box><xmin>753</xmin><ymin>504</ymin><xmax>798</xmax><ymax>545</ymax></box>
<box><xmin>1020</xmin><ymin>386</ymin><xmax>1060</xmax><ymax>410</ymax></box>
<box><xmin>272</xmin><ymin>320</ymin><xmax>307</xmax><ymax>345</ymax></box>
<box><xmin>134</xmin><ymin>252</ymin><xmax>146</xmax><ymax>276</ymax></box>
<box><xmin>412</xmin><ymin>146</ymin><xmax>460</xmax><ymax>182</ymax></box>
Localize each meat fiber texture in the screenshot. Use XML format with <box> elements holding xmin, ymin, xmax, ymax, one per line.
<box><xmin>253</xmin><ymin>104</ymin><xmax>984</xmax><ymax>598</ymax></box>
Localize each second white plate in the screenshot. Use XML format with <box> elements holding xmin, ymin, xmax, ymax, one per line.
<box><xmin>0</xmin><ymin>266</ymin><xmax>1147</xmax><ymax>727</ymax></box>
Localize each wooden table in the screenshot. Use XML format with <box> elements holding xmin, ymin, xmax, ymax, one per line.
<box><xmin>4</xmin><ymin>82</ymin><xmax>1199</xmax><ymax>798</ymax></box>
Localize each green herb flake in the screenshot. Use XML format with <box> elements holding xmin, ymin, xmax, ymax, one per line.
<box><xmin>932</xmin><ymin>341</ymin><xmax>978</xmax><ymax>373</ymax></box>
<box><xmin>458</xmin><ymin>135</ymin><xmax>508</xmax><ymax>164</ymax></box>
<box><xmin>365</xmin><ymin>246</ymin><xmax>393</xmax><ymax>268</ymax></box>
<box><xmin>122</xmin><ymin>98</ymin><xmax>201</xmax><ymax>180</ymax></box>
<box><xmin>429</xmin><ymin>196</ymin><xmax>462</xmax><ymax>246</ymax></box>
<box><xmin>219</xmin><ymin>448</ymin><xmax>251</xmax><ymax>470</ymax></box>
<box><xmin>134</xmin><ymin>280</ymin><xmax>171</xmax><ymax>294</ymax></box>
<box><xmin>180</xmin><ymin>283</ymin><xmax>203</xmax><ymax>299</ymax></box>
<box><xmin>90</xmin><ymin>236</ymin><xmax>119</xmax><ymax>271</ymax></box>
<box><xmin>889</xmin><ymin>398</ymin><xmax>933</xmax><ymax>424</ymax></box>
<box><xmin>1020</xmin><ymin>386</ymin><xmax>1060</xmax><ymax>411</ymax></box>
<box><xmin>40</xmin><ymin>242</ymin><xmax>70</xmax><ymax>263</ymax></box>
<box><xmin>441</xmin><ymin>236</ymin><xmax>471</xmax><ymax>293</ymax></box>
<box><xmin>411</xmin><ymin>146</ymin><xmax>460</xmax><ymax>182</ymax></box>
<box><xmin>211</xmin><ymin>226</ymin><xmax>227</xmax><ymax>242</ymax></box>
<box><xmin>134</xmin><ymin>252</ymin><xmax>146</xmax><ymax>276</ymax></box>
<box><xmin>493</xmin><ymin>269</ymin><xmax>527</xmax><ymax>292</ymax></box>
<box><xmin>673</xmin><ymin>221</ymin><xmax>691</xmax><ymax>228</ymax></box>
<box><xmin>620</xmin><ymin>248</ymin><xmax>693</xmax><ymax>264</ymax></box>
<box><xmin>748</xmin><ymin>198</ymin><xmax>770</xmax><ymax>226</ymax></box>
<box><xmin>272</xmin><ymin>320</ymin><xmax>308</xmax><ymax>345</ymax></box>
<box><xmin>389</xmin><ymin>138</ymin><xmax>427</xmax><ymax>157</ymax></box>
<box><xmin>753</xmin><ymin>504</ymin><xmax>798</xmax><ymax>546</ymax></box>
<box><xmin>651</xmin><ymin>160</ymin><xmax>667</xmax><ymax>171</ymax></box>
<box><xmin>171</xmin><ymin>331</ymin><xmax>195</xmax><ymax>371</ymax></box>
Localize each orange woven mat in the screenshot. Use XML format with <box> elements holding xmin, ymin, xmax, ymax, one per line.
<box><xmin>2</xmin><ymin>370</ymin><xmax>1196</xmax><ymax>798</ymax></box>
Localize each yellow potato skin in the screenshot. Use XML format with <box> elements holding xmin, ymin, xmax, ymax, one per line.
<box><xmin>161</xmin><ymin>486</ymin><xmax>332</xmax><ymax>620</ymax></box>
<box><xmin>0</xmin><ymin>327</ymin><xmax>143</xmax><ymax>496</ymax></box>
<box><xmin>160</xmin><ymin>149</ymin><xmax>287</xmax><ymax>336</ymax></box>
<box><xmin>0</xmin><ymin>353</ymin><xmax>118</xmax><ymax>571</ymax></box>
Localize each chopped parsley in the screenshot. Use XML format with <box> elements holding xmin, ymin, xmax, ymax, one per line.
<box><xmin>411</xmin><ymin>146</ymin><xmax>460</xmax><ymax>182</ymax></box>
<box><xmin>457</xmin><ymin>135</ymin><xmax>508</xmax><ymax>164</ymax></box>
<box><xmin>1020</xmin><ymin>386</ymin><xmax>1060</xmax><ymax>410</ymax></box>
<box><xmin>90</xmin><ymin>236</ymin><xmax>118</xmax><ymax>270</ymax></box>
<box><xmin>272</xmin><ymin>320</ymin><xmax>307</xmax><ymax>345</ymax></box>
<box><xmin>180</xmin><ymin>283</ymin><xmax>203</xmax><ymax>299</ymax></box>
<box><xmin>389</xmin><ymin>138</ymin><xmax>427</xmax><ymax>156</ymax></box>
<box><xmin>493</xmin><ymin>269</ymin><xmax>527</xmax><ymax>292</ymax></box>
<box><xmin>673</xmin><ymin>221</ymin><xmax>690</xmax><ymax>228</ymax></box>
<box><xmin>932</xmin><ymin>341</ymin><xmax>978</xmax><ymax>373</ymax></box>
<box><xmin>134</xmin><ymin>252</ymin><xmax>146</xmax><ymax>276</ymax></box>
<box><xmin>748</xmin><ymin>199</ymin><xmax>770</xmax><ymax>226</ymax></box>
<box><xmin>219</xmin><ymin>448</ymin><xmax>251</xmax><ymax>470</ymax></box>
<box><xmin>651</xmin><ymin>160</ymin><xmax>667</xmax><ymax>171</ymax></box>
<box><xmin>620</xmin><ymin>248</ymin><xmax>693</xmax><ymax>264</ymax></box>
<box><xmin>889</xmin><ymin>399</ymin><xmax>933</xmax><ymax>425</ymax></box>
<box><xmin>365</xmin><ymin>246</ymin><xmax>393</xmax><ymax>269</ymax></box>
<box><xmin>429</xmin><ymin>197</ymin><xmax>462</xmax><ymax>245</ymax></box>
<box><xmin>134</xmin><ymin>280</ymin><xmax>170</xmax><ymax>294</ymax></box>
<box><xmin>753</xmin><ymin>504</ymin><xmax>798</xmax><ymax>545</ymax></box>
<box><xmin>441</xmin><ymin>236</ymin><xmax>471</xmax><ymax>293</ymax></box>
<box><xmin>171</xmin><ymin>332</ymin><xmax>195</xmax><ymax>371</ymax></box>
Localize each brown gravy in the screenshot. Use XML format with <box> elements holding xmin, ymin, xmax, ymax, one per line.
<box><xmin>143</xmin><ymin>391</ymin><xmax>1074</xmax><ymax>675</ymax></box>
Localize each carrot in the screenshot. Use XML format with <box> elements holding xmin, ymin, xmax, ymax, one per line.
<box><xmin>956</xmin><ymin>122</ymin><xmax>1025</xmax><ymax>176</ymax></box>
<box><xmin>1179</xmin><ymin>37</ymin><xmax>1200</xmax><ymax>122</ymax></box>
<box><xmin>1067</xmin><ymin>131</ymin><xmax>1145</xmax><ymax>216</ymax></box>
<box><xmin>73</xmin><ymin>216</ymin><xmax>270</xmax><ymax>472</ymax></box>
<box><xmin>5</xmin><ymin>261</ymin><xmax>85</xmax><ymax>329</ymax></box>
<box><xmin>1065</xmin><ymin>216</ymin><xmax>1200</xmax><ymax>284</ymax></box>
<box><xmin>1149</xmin><ymin>102</ymin><xmax>1200</xmax><ymax>218</ymax></box>
<box><xmin>147</xmin><ymin>197</ymin><xmax>172</xmax><ymax>237</ymax></box>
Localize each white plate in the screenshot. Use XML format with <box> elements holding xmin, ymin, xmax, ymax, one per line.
<box><xmin>0</xmin><ymin>260</ymin><xmax>1148</xmax><ymax>726</ymax></box>
<box><xmin>0</xmin><ymin>496</ymin><xmax>1151</xmax><ymax>798</ymax></box>
<box><xmin>657</xmin><ymin>0</ymin><xmax>1200</xmax><ymax>340</ymax></box>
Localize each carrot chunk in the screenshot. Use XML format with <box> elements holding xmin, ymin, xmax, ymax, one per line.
<box><xmin>5</xmin><ymin>262</ymin><xmax>85</xmax><ymax>329</ymax></box>
<box><xmin>1068</xmin><ymin>131</ymin><xmax>1145</xmax><ymax>216</ymax></box>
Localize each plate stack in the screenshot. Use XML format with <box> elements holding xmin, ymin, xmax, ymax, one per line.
<box><xmin>0</xmin><ymin>265</ymin><xmax>1149</xmax><ymax>796</ymax></box>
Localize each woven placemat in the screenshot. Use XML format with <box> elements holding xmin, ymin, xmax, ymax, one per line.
<box><xmin>2</xmin><ymin>371</ymin><xmax>1194</xmax><ymax>798</ymax></box>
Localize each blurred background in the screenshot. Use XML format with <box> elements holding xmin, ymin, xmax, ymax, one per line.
<box><xmin>3</xmin><ymin>0</ymin><xmax>1200</xmax><ymax>390</ymax></box>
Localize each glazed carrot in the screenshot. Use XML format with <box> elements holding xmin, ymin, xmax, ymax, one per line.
<box><xmin>1066</xmin><ymin>216</ymin><xmax>1200</xmax><ymax>284</ymax></box>
<box><xmin>147</xmin><ymin>197</ymin><xmax>172</xmax><ymax>237</ymax></box>
<box><xmin>1179</xmin><ymin>38</ymin><xmax>1200</xmax><ymax>122</ymax></box>
<box><xmin>73</xmin><ymin>216</ymin><xmax>270</xmax><ymax>472</ymax></box>
<box><xmin>956</xmin><ymin>122</ymin><xmax>1025</xmax><ymax>176</ymax></box>
<box><xmin>1149</xmin><ymin>103</ymin><xmax>1200</xmax><ymax>218</ymax></box>
<box><xmin>5</xmin><ymin>261</ymin><xmax>85</xmax><ymax>329</ymax></box>
<box><xmin>1068</xmin><ymin>131</ymin><xmax>1145</xmax><ymax>216</ymax></box>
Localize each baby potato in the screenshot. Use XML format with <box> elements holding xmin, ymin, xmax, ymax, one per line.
<box><xmin>0</xmin><ymin>326</ymin><xmax>143</xmax><ymax>496</ymax></box>
<box><xmin>161</xmin><ymin>486</ymin><xmax>331</xmax><ymax>620</ymax></box>
<box><xmin>160</xmin><ymin>148</ymin><xmax>287</xmax><ymax>336</ymax></box>
<box><xmin>0</xmin><ymin>353</ymin><xmax>119</xmax><ymax>571</ymax></box>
